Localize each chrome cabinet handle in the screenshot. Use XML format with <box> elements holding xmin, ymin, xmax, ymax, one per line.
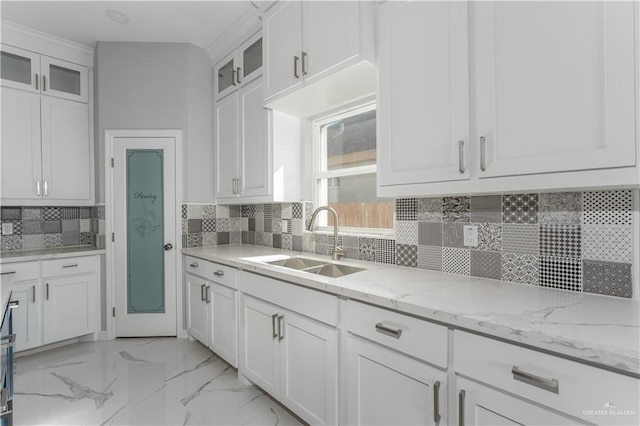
<box><xmin>200</xmin><ymin>283</ymin><xmax>206</xmax><ymax>301</ymax></box>
<box><xmin>213</xmin><ymin>270</ymin><xmax>224</xmax><ymax>277</ymax></box>
<box><xmin>36</xmin><ymin>180</ymin><xmax>41</xmax><ymax>196</ymax></box>
<box><xmin>44</xmin><ymin>180</ymin><xmax>49</xmax><ymax>196</ymax></box>
<box><xmin>231</xmin><ymin>69</ymin><xmax>237</xmax><ymax>86</ymax></box>
<box><xmin>236</xmin><ymin>67</ymin><xmax>241</xmax><ymax>84</ymax></box>
<box><xmin>205</xmin><ymin>285</ymin><xmax>210</xmax><ymax>304</ymax></box>
<box><xmin>480</xmin><ymin>136</ymin><xmax>486</xmax><ymax>171</ymax></box>
<box><xmin>293</xmin><ymin>56</ymin><xmax>300</xmax><ymax>79</ymax></box>
<box><xmin>375</xmin><ymin>323</ymin><xmax>402</xmax><ymax>339</ymax></box>
<box><xmin>278</xmin><ymin>315</ymin><xmax>284</xmax><ymax>341</ymax></box>
<box><xmin>512</xmin><ymin>366</ymin><xmax>559</xmax><ymax>394</ymax></box>
<box><xmin>43</xmin><ymin>75</ymin><xmax>46</xmax><ymax>91</ymax></box>
<box><xmin>458</xmin><ymin>389</ymin><xmax>465</xmax><ymax>426</ymax></box>
<box><xmin>46</xmin><ymin>283</ymin><xmax>49</xmax><ymax>300</ymax></box>
<box><xmin>0</xmin><ymin>271</ymin><xmax>16</xmax><ymax>275</ymax></box>
<box><xmin>301</xmin><ymin>51</ymin><xmax>308</xmax><ymax>75</ymax></box>
<box><xmin>232</xmin><ymin>178</ymin><xmax>237</xmax><ymax>194</ymax></box>
<box><xmin>32</xmin><ymin>285</ymin><xmax>36</xmax><ymax>303</ymax></box>
<box><xmin>272</xmin><ymin>313</ymin><xmax>278</xmax><ymax>338</ymax></box>
<box><xmin>0</xmin><ymin>334</ymin><xmax>16</xmax><ymax>349</ymax></box>
<box><xmin>433</xmin><ymin>381</ymin><xmax>441</xmax><ymax>424</ymax></box>
<box><xmin>236</xmin><ymin>178</ymin><xmax>241</xmax><ymax>194</ymax></box>
<box><xmin>62</xmin><ymin>264</ymin><xmax>78</xmax><ymax>268</ymax></box>
<box><xmin>190</xmin><ymin>262</ymin><xmax>198</xmax><ymax>268</ymax></box>
<box><xmin>35</xmin><ymin>73</ymin><xmax>39</xmax><ymax>90</ymax></box>
<box><xmin>458</xmin><ymin>140</ymin><xmax>465</xmax><ymax>174</ymax></box>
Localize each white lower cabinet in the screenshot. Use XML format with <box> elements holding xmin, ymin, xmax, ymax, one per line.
<box><xmin>455</xmin><ymin>330</ymin><xmax>640</xmax><ymax>425</ymax></box>
<box><xmin>346</xmin><ymin>300</ymin><xmax>448</xmax><ymax>425</ymax></box>
<box><xmin>239</xmin><ymin>271</ymin><xmax>339</xmax><ymax>425</ymax></box>
<box><xmin>184</xmin><ymin>256</ymin><xmax>238</xmax><ymax>367</ymax></box>
<box><xmin>3</xmin><ymin>255</ymin><xmax>98</xmax><ymax>352</ymax></box>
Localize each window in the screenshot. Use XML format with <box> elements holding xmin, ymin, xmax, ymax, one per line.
<box><xmin>313</xmin><ymin>103</ymin><xmax>393</xmax><ymax>232</ymax></box>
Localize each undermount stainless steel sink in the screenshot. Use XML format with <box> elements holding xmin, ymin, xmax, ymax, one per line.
<box><xmin>266</xmin><ymin>257</ymin><xmax>366</xmax><ymax>277</ymax></box>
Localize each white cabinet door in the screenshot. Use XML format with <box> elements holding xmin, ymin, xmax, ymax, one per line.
<box><xmin>473</xmin><ymin>1</ymin><xmax>636</xmax><ymax>178</ymax></box>
<box><xmin>279</xmin><ymin>311</ymin><xmax>339</xmax><ymax>426</ymax></box>
<box><xmin>40</xmin><ymin>56</ymin><xmax>88</xmax><ymax>103</ymax></box>
<box><xmin>347</xmin><ymin>335</ymin><xmax>446</xmax><ymax>426</ymax></box>
<box><xmin>186</xmin><ymin>273</ymin><xmax>208</xmax><ymax>345</ymax></box>
<box><xmin>43</xmin><ymin>273</ymin><xmax>97</xmax><ymax>344</ymax></box>
<box><xmin>456</xmin><ymin>377</ymin><xmax>581</xmax><ymax>425</ymax></box>
<box><xmin>263</xmin><ymin>0</ymin><xmax>303</xmax><ymax>99</ymax></box>
<box><xmin>214</xmin><ymin>92</ymin><xmax>239</xmax><ymax>199</ymax></box>
<box><xmin>40</xmin><ymin>96</ymin><xmax>91</xmax><ymax>203</ymax></box>
<box><xmin>10</xmin><ymin>281</ymin><xmax>41</xmax><ymax>352</ymax></box>
<box><xmin>214</xmin><ymin>50</ymin><xmax>238</xmax><ymax>101</ymax></box>
<box><xmin>378</xmin><ymin>0</ymin><xmax>470</xmax><ymax>188</ymax></box>
<box><xmin>240</xmin><ymin>295</ymin><xmax>280</xmax><ymax>397</ymax></box>
<box><xmin>239</xmin><ymin>78</ymin><xmax>270</xmax><ymax>198</ymax></box>
<box><xmin>302</xmin><ymin>1</ymin><xmax>359</xmax><ymax>82</ymax></box>
<box><xmin>209</xmin><ymin>282</ymin><xmax>238</xmax><ymax>367</ymax></box>
<box><xmin>1</xmin><ymin>87</ymin><xmax>42</xmax><ymax>201</ymax></box>
<box><xmin>238</xmin><ymin>31</ymin><xmax>263</xmax><ymax>86</ymax></box>
<box><xmin>0</xmin><ymin>44</ymin><xmax>40</xmax><ymax>92</ymax></box>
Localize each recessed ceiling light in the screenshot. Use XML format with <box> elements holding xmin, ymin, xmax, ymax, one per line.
<box><xmin>106</xmin><ymin>9</ymin><xmax>130</xmax><ymax>24</ymax></box>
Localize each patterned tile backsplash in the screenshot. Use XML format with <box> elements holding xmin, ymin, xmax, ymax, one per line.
<box><xmin>1</xmin><ymin>205</ymin><xmax>106</xmax><ymax>251</ymax></box>
<box><xmin>183</xmin><ymin>190</ymin><xmax>635</xmax><ymax>299</ymax></box>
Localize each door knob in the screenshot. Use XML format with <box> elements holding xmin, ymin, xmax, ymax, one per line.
<box><xmin>163</xmin><ymin>243</ymin><xmax>173</xmax><ymax>251</ymax></box>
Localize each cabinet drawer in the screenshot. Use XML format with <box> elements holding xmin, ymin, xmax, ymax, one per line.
<box><xmin>347</xmin><ymin>300</ymin><xmax>448</xmax><ymax>368</ymax></box>
<box><xmin>185</xmin><ymin>256</ymin><xmax>207</xmax><ymax>278</ymax></box>
<box><xmin>239</xmin><ymin>271</ymin><xmax>339</xmax><ymax>326</ymax></box>
<box><xmin>42</xmin><ymin>256</ymin><xmax>97</xmax><ymax>278</ymax></box>
<box><xmin>206</xmin><ymin>262</ymin><xmax>237</xmax><ymax>289</ymax></box>
<box><xmin>455</xmin><ymin>331</ymin><xmax>640</xmax><ymax>424</ymax></box>
<box><xmin>1</xmin><ymin>261</ymin><xmax>39</xmax><ymax>282</ymax></box>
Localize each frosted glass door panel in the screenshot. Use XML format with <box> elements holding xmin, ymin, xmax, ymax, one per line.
<box><xmin>127</xmin><ymin>150</ymin><xmax>165</xmax><ymax>314</ymax></box>
<box><xmin>41</xmin><ymin>56</ymin><xmax>88</xmax><ymax>102</ymax></box>
<box><xmin>49</xmin><ymin>65</ymin><xmax>81</xmax><ymax>96</ymax></box>
<box><xmin>240</xmin><ymin>31</ymin><xmax>263</xmax><ymax>83</ymax></box>
<box><xmin>216</xmin><ymin>54</ymin><xmax>236</xmax><ymax>99</ymax></box>
<box><xmin>0</xmin><ymin>45</ymin><xmax>39</xmax><ymax>92</ymax></box>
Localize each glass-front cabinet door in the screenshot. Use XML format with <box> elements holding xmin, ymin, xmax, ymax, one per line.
<box><xmin>215</xmin><ymin>52</ymin><xmax>237</xmax><ymax>100</ymax></box>
<box><xmin>239</xmin><ymin>31</ymin><xmax>263</xmax><ymax>84</ymax></box>
<box><xmin>0</xmin><ymin>44</ymin><xmax>40</xmax><ymax>93</ymax></box>
<box><xmin>40</xmin><ymin>56</ymin><xmax>88</xmax><ymax>103</ymax></box>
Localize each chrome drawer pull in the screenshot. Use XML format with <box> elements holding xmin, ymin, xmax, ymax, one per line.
<box><xmin>433</xmin><ymin>380</ymin><xmax>441</xmax><ymax>424</ymax></box>
<box><xmin>213</xmin><ymin>270</ymin><xmax>224</xmax><ymax>277</ymax></box>
<box><xmin>205</xmin><ymin>285</ymin><xmax>211</xmax><ymax>304</ymax></box>
<box><xmin>278</xmin><ymin>315</ymin><xmax>284</xmax><ymax>341</ymax></box>
<box><xmin>0</xmin><ymin>271</ymin><xmax>16</xmax><ymax>275</ymax></box>
<box><xmin>62</xmin><ymin>264</ymin><xmax>79</xmax><ymax>268</ymax></box>
<box><xmin>458</xmin><ymin>389</ymin><xmax>465</xmax><ymax>426</ymax></box>
<box><xmin>512</xmin><ymin>366</ymin><xmax>559</xmax><ymax>394</ymax></box>
<box><xmin>375</xmin><ymin>323</ymin><xmax>402</xmax><ymax>339</ymax></box>
<box><xmin>190</xmin><ymin>262</ymin><xmax>199</xmax><ymax>268</ymax></box>
<box><xmin>272</xmin><ymin>313</ymin><xmax>278</xmax><ymax>339</ymax></box>
<box><xmin>458</xmin><ymin>140</ymin><xmax>465</xmax><ymax>174</ymax></box>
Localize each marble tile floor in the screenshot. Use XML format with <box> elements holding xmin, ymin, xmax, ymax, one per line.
<box><xmin>14</xmin><ymin>338</ymin><xmax>303</xmax><ymax>426</ymax></box>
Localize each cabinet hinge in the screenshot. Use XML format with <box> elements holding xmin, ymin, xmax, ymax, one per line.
<box><xmin>112</xmin><ymin>307</ymin><xmax>116</xmax><ymax>317</ymax></box>
<box><xmin>111</xmin><ymin>233</ymin><xmax>115</xmax><ymax>242</ymax></box>
<box><xmin>111</xmin><ymin>158</ymin><xmax>114</xmax><ymax>168</ymax></box>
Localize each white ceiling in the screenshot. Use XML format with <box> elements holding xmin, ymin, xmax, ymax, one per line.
<box><xmin>0</xmin><ymin>1</ymin><xmax>256</xmax><ymax>50</ymax></box>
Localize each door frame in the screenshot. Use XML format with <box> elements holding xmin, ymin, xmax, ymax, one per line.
<box><xmin>104</xmin><ymin>129</ymin><xmax>185</xmax><ymax>340</ymax></box>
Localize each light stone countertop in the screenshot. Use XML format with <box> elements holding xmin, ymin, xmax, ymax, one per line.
<box><xmin>0</xmin><ymin>246</ymin><xmax>105</xmax><ymax>264</ymax></box>
<box><xmin>183</xmin><ymin>244</ymin><xmax>640</xmax><ymax>378</ymax></box>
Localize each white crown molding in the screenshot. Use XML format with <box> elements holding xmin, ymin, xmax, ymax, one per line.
<box><xmin>205</xmin><ymin>6</ymin><xmax>262</xmax><ymax>63</ymax></box>
<box><xmin>1</xmin><ymin>20</ymin><xmax>94</xmax><ymax>67</ymax></box>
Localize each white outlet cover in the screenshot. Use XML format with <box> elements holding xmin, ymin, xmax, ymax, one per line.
<box><xmin>463</xmin><ymin>225</ymin><xmax>478</xmax><ymax>247</ymax></box>
<box><xmin>2</xmin><ymin>222</ymin><xmax>13</xmax><ymax>235</ymax></box>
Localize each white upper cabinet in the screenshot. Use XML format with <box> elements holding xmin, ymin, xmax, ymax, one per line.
<box><xmin>214</xmin><ymin>30</ymin><xmax>262</xmax><ymax>100</ymax></box>
<box><xmin>474</xmin><ymin>1</ymin><xmax>636</xmax><ymax>178</ymax></box>
<box><xmin>263</xmin><ymin>0</ymin><xmax>375</xmax><ymax>117</ymax></box>
<box><xmin>215</xmin><ymin>91</ymin><xmax>240</xmax><ymax>199</ymax></box>
<box><xmin>378</xmin><ymin>0</ymin><xmax>470</xmax><ymax>189</ymax></box>
<box><xmin>1</xmin><ymin>44</ymin><xmax>88</xmax><ymax>103</ymax></box>
<box><xmin>377</xmin><ymin>0</ymin><xmax>639</xmax><ymax>196</ymax></box>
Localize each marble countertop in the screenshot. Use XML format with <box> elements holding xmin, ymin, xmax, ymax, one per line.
<box><xmin>183</xmin><ymin>245</ymin><xmax>640</xmax><ymax>378</ymax></box>
<box><xmin>0</xmin><ymin>246</ymin><xmax>105</xmax><ymax>263</ymax></box>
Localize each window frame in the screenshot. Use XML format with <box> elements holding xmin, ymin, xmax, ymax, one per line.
<box><xmin>312</xmin><ymin>101</ymin><xmax>393</xmax><ymax>236</ymax></box>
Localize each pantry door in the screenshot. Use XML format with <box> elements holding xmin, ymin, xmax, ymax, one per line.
<box><xmin>112</xmin><ymin>135</ymin><xmax>177</xmax><ymax>336</ymax></box>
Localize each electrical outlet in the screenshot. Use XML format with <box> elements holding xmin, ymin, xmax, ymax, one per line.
<box><xmin>463</xmin><ymin>225</ymin><xmax>478</xmax><ymax>247</ymax></box>
<box><xmin>2</xmin><ymin>222</ymin><xmax>13</xmax><ymax>236</ymax></box>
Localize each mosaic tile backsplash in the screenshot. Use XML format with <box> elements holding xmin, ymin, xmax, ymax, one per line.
<box><xmin>0</xmin><ymin>205</ymin><xmax>106</xmax><ymax>251</ymax></box>
<box><xmin>186</xmin><ymin>190</ymin><xmax>636</xmax><ymax>299</ymax></box>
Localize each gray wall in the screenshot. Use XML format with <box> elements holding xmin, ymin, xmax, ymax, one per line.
<box><xmin>95</xmin><ymin>41</ymin><xmax>215</xmax><ymax>203</ymax></box>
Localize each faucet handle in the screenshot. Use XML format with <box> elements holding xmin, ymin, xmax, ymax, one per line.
<box><xmin>332</xmin><ymin>246</ymin><xmax>346</xmax><ymax>260</ymax></box>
